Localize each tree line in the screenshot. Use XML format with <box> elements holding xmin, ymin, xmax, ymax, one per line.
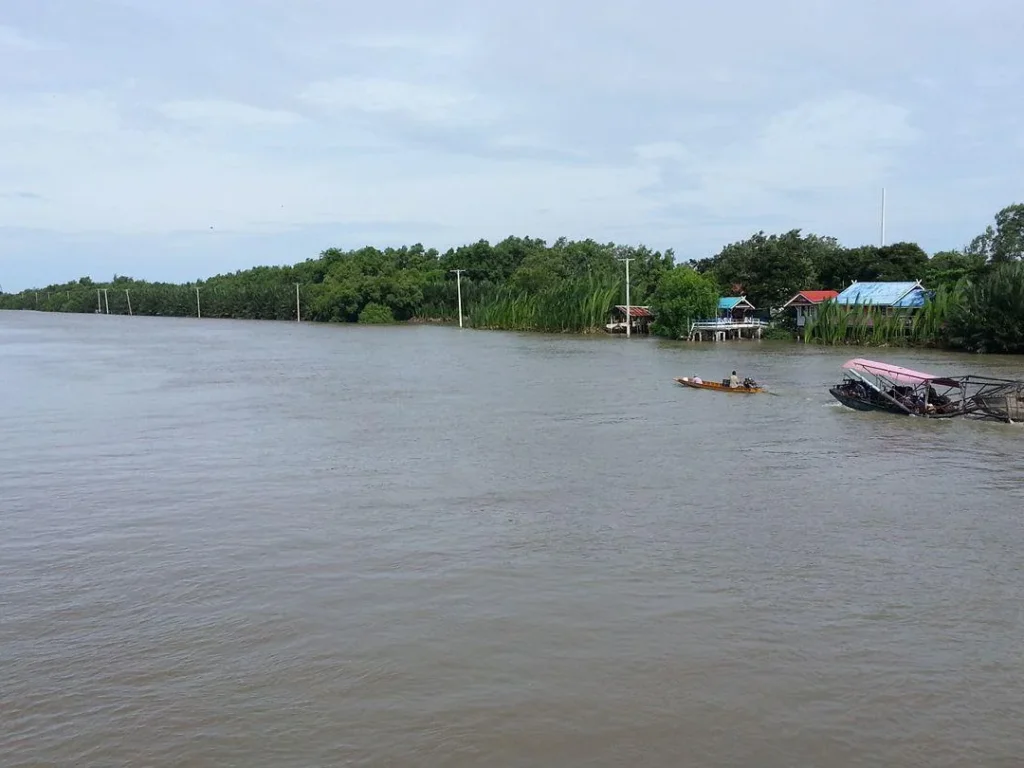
<box><xmin>2</xmin><ymin>203</ymin><xmax>1023</xmax><ymax>352</ymax></box>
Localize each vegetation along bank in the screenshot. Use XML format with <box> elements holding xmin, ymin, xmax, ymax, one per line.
<box><xmin>3</xmin><ymin>203</ymin><xmax>1024</xmax><ymax>354</ymax></box>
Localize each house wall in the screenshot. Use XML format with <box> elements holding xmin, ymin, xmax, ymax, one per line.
<box><xmin>719</xmin><ymin>307</ymin><xmax>751</xmax><ymax>320</ymax></box>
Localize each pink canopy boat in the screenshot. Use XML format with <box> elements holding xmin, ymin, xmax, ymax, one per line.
<box><xmin>830</xmin><ymin>358</ymin><xmax>1024</xmax><ymax>421</ymax></box>
<box><xmin>841</xmin><ymin>358</ymin><xmax>962</xmax><ymax>388</ymax></box>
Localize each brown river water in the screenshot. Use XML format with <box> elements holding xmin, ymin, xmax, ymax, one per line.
<box><xmin>2</xmin><ymin>310</ymin><xmax>1024</xmax><ymax>767</ymax></box>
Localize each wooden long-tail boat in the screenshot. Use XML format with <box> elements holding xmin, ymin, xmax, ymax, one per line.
<box><xmin>674</xmin><ymin>376</ymin><xmax>763</xmax><ymax>394</ymax></box>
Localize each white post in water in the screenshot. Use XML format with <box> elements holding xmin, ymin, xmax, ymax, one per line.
<box><xmin>102</xmin><ymin>288</ymin><xmax>109</xmax><ymax>314</ymax></box>
<box><xmin>125</xmin><ymin>289</ymin><xmax>133</xmax><ymax>316</ymax></box>
<box><xmin>618</xmin><ymin>257</ymin><xmax>634</xmax><ymax>337</ymax></box>
<box><xmin>880</xmin><ymin>187</ymin><xmax>886</xmax><ymax>247</ymax></box>
<box><xmin>450</xmin><ymin>269</ymin><xmax>465</xmax><ymax>328</ymax></box>
<box><xmin>96</xmin><ymin>289</ymin><xmax>102</xmax><ymax>313</ymax></box>
<box><xmin>295</xmin><ymin>283</ymin><xmax>301</xmax><ymax>322</ymax></box>
<box><xmin>195</xmin><ymin>287</ymin><xmax>201</xmax><ymax>318</ymax></box>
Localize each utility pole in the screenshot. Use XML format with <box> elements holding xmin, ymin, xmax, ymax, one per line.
<box><xmin>880</xmin><ymin>187</ymin><xmax>886</xmax><ymax>247</ymax></box>
<box><xmin>102</xmin><ymin>288</ymin><xmax>110</xmax><ymax>314</ymax></box>
<box><xmin>125</xmin><ymin>289</ymin><xmax>133</xmax><ymax>316</ymax></box>
<box><xmin>450</xmin><ymin>269</ymin><xmax>465</xmax><ymax>328</ymax></box>
<box><xmin>617</xmin><ymin>257</ymin><xmax>634</xmax><ymax>338</ymax></box>
<box><xmin>195</xmin><ymin>287</ymin><xmax>201</xmax><ymax>318</ymax></box>
<box><xmin>295</xmin><ymin>283</ymin><xmax>301</xmax><ymax>322</ymax></box>
<box><xmin>97</xmin><ymin>289</ymin><xmax>102</xmax><ymax>313</ymax></box>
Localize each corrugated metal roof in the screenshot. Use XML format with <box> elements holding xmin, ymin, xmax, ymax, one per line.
<box><xmin>614</xmin><ymin>305</ymin><xmax>653</xmax><ymax>317</ymax></box>
<box><xmin>894</xmin><ymin>290</ymin><xmax>929</xmax><ymax>308</ymax></box>
<box><xmin>782</xmin><ymin>290</ymin><xmax>839</xmax><ymax>308</ymax></box>
<box><xmin>835</xmin><ymin>281</ymin><xmax>922</xmax><ymax>306</ymax></box>
<box><xmin>799</xmin><ymin>290</ymin><xmax>839</xmax><ymax>303</ymax></box>
<box><xmin>718</xmin><ymin>296</ymin><xmax>754</xmax><ymax>310</ymax></box>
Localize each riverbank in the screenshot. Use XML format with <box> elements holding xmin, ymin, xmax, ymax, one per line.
<box><xmin>5</xmin><ymin>260</ymin><xmax>1024</xmax><ymax>355</ymax></box>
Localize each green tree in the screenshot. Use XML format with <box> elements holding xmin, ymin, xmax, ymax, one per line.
<box><xmin>924</xmin><ymin>250</ymin><xmax>987</xmax><ymax>289</ymax></box>
<box><xmin>815</xmin><ymin>244</ymin><xmax>869</xmax><ymax>290</ymax></box>
<box><xmin>871</xmin><ymin>242</ymin><xmax>930</xmax><ymax>281</ymax></box>
<box><xmin>700</xmin><ymin>230</ymin><xmax>821</xmax><ymax>309</ymax></box>
<box><xmin>508</xmin><ymin>249</ymin><xmax>570</xmax><ymax>294</ymax></box>
<box><xmin>992</xmin><ymin>204</ymin><xmax>1024</xmax><ymax>262</ymax></box>
<box><xmin>966</xmin><ymin>203</ymin><xmax>1024</xmax><ymax>263</ymax></box>
<box><xmin>946</xmin><ymin>262</ymin><xmax>1024</xmax><ymax>352</ymax></box>
<box><xmin>6</xmin><ymin>202</ymin><xmax>1024</xmax><ymax>354</ymax></box>
<box><xmin>650</xmin><ymin>267</ymin><xmax>719</xmax><ymax>339</ymax></box>
<box><xmin>614</xmin><ymin>244</ymin><xmax>675</xmax><ymax>303</ymax></box>
<box><xmin>824</xmin><ymin>242</ymin><xmax>929</xmax><ymax>286</ymax></box>
<box><xmin>358</xmin><ymin>302</ymin><xmax>397</xmax><ymax>324</ymax></box>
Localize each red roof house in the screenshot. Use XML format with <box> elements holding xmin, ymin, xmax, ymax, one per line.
<box><xmin>781</xmin><ymin>290</ymin><xmax>839</xmax><ymax>308</ymax></box>
<box><xmin>781</xmin><ymin>290</ymin><xmax>839</xmax><ymax>328</ymax></box>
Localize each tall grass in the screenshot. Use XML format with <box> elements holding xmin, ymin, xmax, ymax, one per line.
<box><xmin>804</xmin><ymin>291</ymin><xmax>962</xmax><ymax>348</ymax></box>
<box><xmin>416</xmin><ymin>279</ymin><xmax>496</xmax><ymax>322</ymax></box>
<box><xmin>910</xmin><ymin>284</ymin><xmax>960</xmax><ymax>344</ymax></box>
<box><xmin>469</xmin><ymin>275</ymin><xmax>621</xmax><ymax>332</ymax></box>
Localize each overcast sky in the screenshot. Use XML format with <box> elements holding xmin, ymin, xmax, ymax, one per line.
<box><xmin>1</xmin><ymin>0</ymin><xmax>1021</xmax><ymax>290</ymax></box>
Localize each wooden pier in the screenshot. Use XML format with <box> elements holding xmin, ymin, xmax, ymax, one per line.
<box><xmin>688</xmin><ymin>318</ymin><xmax>768</xmax><ymax>342</ymax></box>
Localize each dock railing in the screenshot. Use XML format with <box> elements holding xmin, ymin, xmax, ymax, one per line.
<box><xmin>690</xmin><ymin>317</ymin><xmax>769</xmax><ymax>329</ymax></box>
<box><xmin>688</xmin><ymin>317</ymin><xmax>770</xmax><ymax>341</ymax></box>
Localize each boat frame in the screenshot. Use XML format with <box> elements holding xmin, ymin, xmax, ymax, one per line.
<box><xmin>829</xmin><ymin>358</ymin><xmax>1024</xmax><ymax>423</ymax></box>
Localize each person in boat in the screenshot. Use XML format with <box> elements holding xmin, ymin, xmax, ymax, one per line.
<box><xmin>840</xmin><ymin>379</ymin><xmax>859</xmax><ymax>397</ymax></box>
<box><xmin>927</xmin><ymin>384</ymin><xmax>951</xmax><ymax>407</ymax></box>
<box><xmin>692</xmin><ymin>375</ymin><xmax>703</xmax><ymax>384</ymax></box>
<box><xmin>729</xmin><ymin>370</ymin><xmax>739</xmax><ymax>388</ymax></box>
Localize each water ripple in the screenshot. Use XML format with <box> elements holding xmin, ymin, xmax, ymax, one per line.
<box><xmin>2</xmin><ymin>311</ymin><xmax>1023</xmax><ymax>767</ymax></box>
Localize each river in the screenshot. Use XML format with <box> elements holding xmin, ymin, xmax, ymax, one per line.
<box><xmin>2</xmin><ymin>310</ymin><xmax>1023</xmax><ymax>767</ymax></box>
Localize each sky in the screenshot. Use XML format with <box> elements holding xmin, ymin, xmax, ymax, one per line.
<box><xmin>1</xmin><ymin>0</ymin><xmax>1022</xmax><ymax>291</ymax></box>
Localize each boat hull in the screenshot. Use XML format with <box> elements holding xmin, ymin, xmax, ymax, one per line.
<box><xmin>675</xmin><ymin>377</ymin><xmax>762</xmax><ymax>394</ymax></box>
<box><xmin>829</xmin><ymin>383</ymin><xmax>965</xmax><ymax>418</ymax></box>
<box><xmin>828</xmin><ymin>387</ymin><xmax>908</xmax><ymax>415</ymax></box>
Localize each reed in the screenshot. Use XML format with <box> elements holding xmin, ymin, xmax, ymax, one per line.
<box><xmin>469</xmin><ymin>275</ymin><xmax>621</xmax><ymax>332</ymax></box>
<box><xmin>805</xmin><ymin>299</ymin><xmax>932</xmax><ymax>347</ymax></box>
<box><xmin>909</xmin><ymin>284</ymin><xmax>961</xmax><ymax>344</ymax></box>
<box><xmin>803</xmin><ymin>299</ymin><xmax>847</xmax><ymax>344</ymax></box>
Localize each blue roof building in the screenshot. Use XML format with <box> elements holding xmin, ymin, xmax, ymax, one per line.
<box><xmin>717</xmin><ymin>296</ymin><xmax>755</xmax><ymax>317</ymax></box>
<box><xmin>834</xmin><ymin>280</ymin><xmax>929</xmax><ymax>309</ymax></box>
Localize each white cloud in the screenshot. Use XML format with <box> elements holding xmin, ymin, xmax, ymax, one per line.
<box><xmin>722</xmin><ymin>93</ymin><xmax>919</xmax><ymax>191</ymax></box>
<box><xmin>343</xmin><ymin>32</ymin><xmax>473</xmax><ymax>58</ymax></box>
<box><xmin>633</xmin><ymin>142</ymin><xmax>692</xmax><ymax>163</ymax></box>
<box><xmin>0</xmin><ymin>24</ymin><xmax>46</xmax><ymax>51</ymax></box>
<box><xmin>157</xmin><ymin>100</ymin><xmax>304</xmax><ymax>127</ymax></box>
<box><xmin>632</xmin><ymin>93</ymin><xmax>920</xmax><ymax>220</ymax></box>
<box><xmin>0</xmin><ymin>91</ymin><xmax>653</xmax><ymax>236</ymax></box>
<box><xmin>298</xmin><ymin>76</ymin><xmax>497</xmax><ymax>125</ymax></box>
<box><xmin>1</xmin><ymin>0</ymin><xmax>1023</xmax><ymax>288</ymax></box>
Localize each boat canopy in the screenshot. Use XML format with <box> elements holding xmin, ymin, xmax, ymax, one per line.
<box><xmin>841</xmin><ymin>358</ymin><xmax>962</xmax><ymax>388</ymax></box>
